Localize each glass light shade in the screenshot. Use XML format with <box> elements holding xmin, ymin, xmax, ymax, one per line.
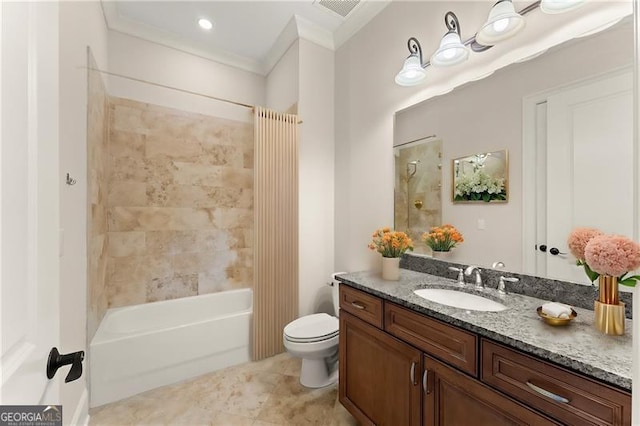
<box><xmin>430</xmin><ymin>32</ymin><xmax>469</xmax><ymax>67</ymax></box>
<box><xmin>540</xmin><ymin>0</ymin><xmax>585</xmax><ymax>14</ymax></box>
<box><xmin>395</xmin><ymin>55</ymin><xmax>427</xmax><ymax>86</ymax></box>
<box><xmin>475</xmin><ymin>0</ymin><xmax>525</xmax><ymax>46</ymax></box>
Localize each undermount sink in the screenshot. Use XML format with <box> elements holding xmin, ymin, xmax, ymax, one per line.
<box><xmin>413</xmin><ymin>288</ymin><xmax>507</xmax><ymax>312</ymax></box>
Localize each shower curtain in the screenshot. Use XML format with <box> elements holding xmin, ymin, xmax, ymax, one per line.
<box><xmin>252</xmin><ymin>106</ymin><xmax>299</xmax><ymax>361</ymax></box>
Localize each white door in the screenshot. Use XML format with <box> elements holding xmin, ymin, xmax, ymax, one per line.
<box><xmin>1</xmin><ymin>1</ymin><xmax>60</xmax><ymax>404</ymax></box>
<box><xmin>543</xmin><ymin>71</ymin><xmax>633</xmax><ymax>283</ymax></box>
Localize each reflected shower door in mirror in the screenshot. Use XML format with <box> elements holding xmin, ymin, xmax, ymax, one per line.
<box><xmin>452</xmin><ymin>150</ymin><xmax>508</xmax><ymax>203</ymax></box>
<box><xmin>394</xmin><ymin>138</ymin><xmax>442</xmax><ymax>255</ymax></box>
<box><xmin>393</xmin><ymin>15</ymin><xmax>635</xmax><ymax>283</ymax></box>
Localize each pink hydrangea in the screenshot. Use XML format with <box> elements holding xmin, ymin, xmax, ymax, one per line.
<box><xmin>584</xmin><ymin>235</ymin><xmax>640</xmax><ymax>277</ymax></box>
<box><xmin>567</xmin><ymin>227</ymin><xmax>604</xmax><ymax>260</ymax></box>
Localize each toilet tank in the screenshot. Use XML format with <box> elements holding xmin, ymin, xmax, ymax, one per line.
<box><xmin>331</xmin><ymin>272</ymin><xmax>347</xmax><ymax>317</ymax></box>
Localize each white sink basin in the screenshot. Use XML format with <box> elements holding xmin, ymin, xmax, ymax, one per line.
<box><xmin>414</xmin><ymin>288</ymin><xmax>507</xmax><ymax>312</ymax></box>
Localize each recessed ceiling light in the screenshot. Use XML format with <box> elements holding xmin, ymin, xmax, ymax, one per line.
<box><xmin>198</xmin><ymin>18</ymin><xmax>213</xmax><ymax>30</ymax></box>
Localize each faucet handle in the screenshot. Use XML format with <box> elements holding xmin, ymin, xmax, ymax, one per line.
<box><xmin>492</xmin><ymin>261</ymin><xmax>505</xmax><ymax>269</ymax></box>
<box><xmin>448</xmin><ymin>267</ymin><xmax>465</xmax><ymax>285</ymax></box>
<box><xmin>498</xmin><ymin>276</ymin><xmax>519</xmax><ymax>295</ymax></box>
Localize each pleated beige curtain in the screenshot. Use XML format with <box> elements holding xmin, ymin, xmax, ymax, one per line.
<box><xmin>252</xmin><ymin>106</ymin><xmax>299</xmax><ymax>361</ymax></box>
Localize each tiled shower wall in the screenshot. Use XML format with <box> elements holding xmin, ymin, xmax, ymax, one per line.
<box><xmin>106</xmin><ymin>98</ymin><xmax>254</xmax><ymax>308</ymax></box>
<box><xmin>87</xmin><ymin>56</ymin><xmax>109</xmax><ymax>340</ymax></box>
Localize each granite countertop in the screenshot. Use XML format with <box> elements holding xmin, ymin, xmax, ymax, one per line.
<box><xmin>337</xmin><ymin>269</ymin><xmax>632</xmax><ymax>391</ymax></box>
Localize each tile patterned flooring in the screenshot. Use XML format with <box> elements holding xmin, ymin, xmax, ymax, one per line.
<box><xmin>89</xmin><ymin>353</ymin><xmax>357</xmax><ymax>425</ymax></box>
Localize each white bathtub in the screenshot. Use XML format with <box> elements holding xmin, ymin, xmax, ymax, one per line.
<box><xmin>89</xmin><ymin>288</ymin><xmax>252</xmax><ymax>407</ymax></box>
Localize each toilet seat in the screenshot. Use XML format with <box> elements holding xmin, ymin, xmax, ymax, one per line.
<box><xmin>284</xmin><ymin>313</ymin><xmax>338</xmax><ymax>343</ymax></box>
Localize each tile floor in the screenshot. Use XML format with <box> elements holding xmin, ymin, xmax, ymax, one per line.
<box><xmin>89</xmin><ymin>353</ymin><xmax>357</xmax><ymax>425</ymax></box>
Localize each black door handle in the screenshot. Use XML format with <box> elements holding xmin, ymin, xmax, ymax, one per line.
<box><xmin>549</xmin><ymin>247</ymin><xmax>566</xmax><ymax>256</ymax></box>
<box><xmin>539</xmin><ymin>244</ymin><xmax>547</xmax><ymax>252</ymax></box>
<box><xmin>47</xmin><ymin>347</ymin><xmax>85</xmax><ymax>383</ymax></box>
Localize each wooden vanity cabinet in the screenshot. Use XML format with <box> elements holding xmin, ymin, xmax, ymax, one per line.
<box><xmin>338</xmin><ymin>285</ymin><xmax>631</xmax><ymax>426</ymax></box>
<box><xmin>339</xmin><ymin>311</ymin><xmax>422</xmax><ymax>425</ymax></box>
<box><xmin>423</xmin><ymin>355</ymin><xmax>558</xmax><ymax>426</ymax></box>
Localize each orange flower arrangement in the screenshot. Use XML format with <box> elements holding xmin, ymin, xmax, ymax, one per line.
<box><xmin>422</xmin><ymin>224</ymin><xmax>464</xmax><ymax>252</ymax></box>
<box><xmin>368</xmin><ymin>227</ymin><xmax>414</xmax><ymax>258</ymax></box>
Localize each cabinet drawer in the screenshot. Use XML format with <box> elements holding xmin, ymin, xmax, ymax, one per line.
<box><xmin>481</xmin><ymin>339</ymin><xmax>631</xmax><ymax>426</ymax></box>
<box><xmin>339</xmin><ymin>285</ymin><xmax>383</xmax><ymax>329</ymax></box>
<box><xmin>385</xmin><ymin>302</ymin><xmax>478</xmax><ymax>376</ymax></box>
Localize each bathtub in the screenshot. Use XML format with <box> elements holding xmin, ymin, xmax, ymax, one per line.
<box><xmin>89</xmin><ymin>288</ymin><xmax>252</xmax><ymax>407</ymax></box>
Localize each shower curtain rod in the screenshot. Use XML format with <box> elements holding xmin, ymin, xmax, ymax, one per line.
<box><xmin>394</xmin><ymin>134</ymin><xmax>438</xmax><ymax>148</ymax></box>
<box><xmin>85</xmin><ymin>67</ymin><xmax>303</xmax><ymax>123</ymax></box>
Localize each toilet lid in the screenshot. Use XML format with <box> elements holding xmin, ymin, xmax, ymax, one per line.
<box><xmin>284</xmin><ymin>313</ymin><xmax>338</xmax><ymax>341</ymax></box>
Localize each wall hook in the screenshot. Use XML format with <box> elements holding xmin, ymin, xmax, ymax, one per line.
<box><xmin>66</xmin><ymin>173</ymin><xmax>76</xmax><ymax>186</ymax></box>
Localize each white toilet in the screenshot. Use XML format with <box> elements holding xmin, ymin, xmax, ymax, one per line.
<box><xmin>283</xmin><ymin>272</ymin><xmax>344</xmax><ymax>388</ymax></box>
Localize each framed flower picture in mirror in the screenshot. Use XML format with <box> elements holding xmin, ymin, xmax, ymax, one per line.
<box><xmin>452</xmin><ymin>149</ymin><xmax>508</xmax><ymax>203</ymax></box>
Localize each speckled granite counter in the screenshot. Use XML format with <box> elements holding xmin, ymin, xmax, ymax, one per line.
<box><xmin>337</xmin><ymin>269</ymin><xmax>632</xmax><ymax>392</ymax></box>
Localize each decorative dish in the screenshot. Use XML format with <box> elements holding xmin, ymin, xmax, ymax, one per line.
<box><xmin>536</xmin><ymin>306</ymin><xmax>577</xmax><ymax>326</ymax></box>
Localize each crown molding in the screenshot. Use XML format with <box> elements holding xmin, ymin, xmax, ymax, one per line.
<box><xmin>101</xmin><ymin>1</ymin><xmax>264</xmax><ymax>75</ymax></box>
<box><xmin>100</xmin><ymin>0</ymin><xmax>389</xmax><ymax>76</ymax></box>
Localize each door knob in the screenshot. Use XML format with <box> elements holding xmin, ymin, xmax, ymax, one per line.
<box><xmin>539</xmin><ymin>244</ymin><xmax>547</xmax><ymax>252</ymax></box>
<box><xmin>549</xmin><ymin>247</ymin><xmax>566</xmax><ymax>256</ymax></box>
<box><xmin>47</xmin><ymin>347</ymin><xmax>85</xmax><ymax>383</ymax></box>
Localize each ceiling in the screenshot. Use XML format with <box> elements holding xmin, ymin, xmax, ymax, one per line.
<box><xmin>101</xmin><ymin>0</ymin><xmax>391</xmax><ymax>75</ymax></box>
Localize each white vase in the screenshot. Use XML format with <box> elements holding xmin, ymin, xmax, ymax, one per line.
<box><xmin>432</xmin><ymin>250</ymin><xmax>451</xmax><ymax>259</ymax></box>
<box><xmin>382</xmin><ymin>257</ymin><xmax>400</xmax><ymax>281</ymax></box>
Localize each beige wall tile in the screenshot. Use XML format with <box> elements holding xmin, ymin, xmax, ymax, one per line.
<box><xmin>108</xmin><ymin>181</ymin><xmax>147</xmax><ymax>207</ymax></box>
<box><xmin>108</xmin><ymin>232</ymin><xmax>146</xmax><ymax>257</ymax></box>
<box><xmin>109</xmin><ymin>129</ymin><xmax>145</xmax><ymax>159</ymax></box>
<box><xmin>105</xmin><ymin>98</ymin><xmax>254</xmax><ymax>307</ymax></box>
<box><xmin>146</xmin><ymin>273</ymin><xmax>198</xmax><ymax>302</ymax></box>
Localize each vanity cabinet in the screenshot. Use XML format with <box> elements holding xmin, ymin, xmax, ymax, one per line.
<box><xmin>339</xmin><ymin>311</ymin><xmax>422</xmax><ymax>425</ymax></box>
<box><xmin>424</xmin><ymin>355</ymin><xmax>557</xmax><ymax>426</ymax></box>
<box><xmin>338</xmin><ymin>285</ymin><xmax>631</xmax><ymax>426</ymax></box>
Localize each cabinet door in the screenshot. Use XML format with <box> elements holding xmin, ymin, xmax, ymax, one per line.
<box><xmin>423</xmin><ymin>355</ymin><xmax>558</xmax><ymax>426</ymax></box>
<box><xmin>339</xmin><ymin>311</ymin><xmax>422</xmax><ymax>426</ymax></box>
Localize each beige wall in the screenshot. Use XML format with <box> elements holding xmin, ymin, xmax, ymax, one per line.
<box><xmin>106</xmin><ymin>98</ymin><xmax>254</xmax><ymax>307</ymax></box>
<box><xmin>87</xmin><ymin>55</ymin><xmax>109</xmax><ymax>341</ymax></box>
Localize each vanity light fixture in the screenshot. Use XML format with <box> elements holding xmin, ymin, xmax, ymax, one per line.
<box><xmin>395</xmin><ymin>0</ymin><xmax>585</xmax><ymax>87</ymax></box>
<box><xmin>475</xmin><ymin>0</ymin><xmax>525</xmax><ymax>46</ymax></box>
<box><xmin>395</xmin><ymin>37</ymin><xmax>428</xmax><ymax>86</ymax></box>
<box><xmin>430</xmin><ymin>12</ymin><xmax>469</xmax><ymax>67</ymax></box>
<box><xmin>540</xmin><ymin>0</ymin><xmax>585</xmax><ymax>15</ymax></box>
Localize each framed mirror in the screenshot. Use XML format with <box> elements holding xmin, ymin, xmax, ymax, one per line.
<box><xmin>452</xmin><ymin>150</ymin><xmax>508</xmax><ymax>203</ymax></box>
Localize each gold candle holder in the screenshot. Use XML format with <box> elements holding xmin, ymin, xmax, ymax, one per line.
<box><xmin>598</xmin><ymin>275</ymin><xmax>619</xmax><ymax>304</ymax></box>
<box><xmin>594</xmin><ymin>301</ymin><xmax>625</xmax><ymax>336</ymax></box>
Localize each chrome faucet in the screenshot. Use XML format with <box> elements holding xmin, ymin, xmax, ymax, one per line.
<box><xmin>448</xmin><ymin>267</ymin><xmax>465</xmax><ymax>286</ymax></box>
<box><xmin>498</xmin><ymin>276</ymin><xmax>519</xmax><ymax>295</ymax></box>
<box><xmin>465</xmin><ymin>265</ymin><xmax>483</xmax><ymax>290</ymax></box>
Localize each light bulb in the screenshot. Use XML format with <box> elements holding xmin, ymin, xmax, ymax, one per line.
<box><xmin>442</xmin><ymin>49</ymin><xmax>456</xmax><ymax>60</ymax></box>
<box><xmin>198</xmin><ymin>18</ymin><xmax>213</xmax><ymax>30</ymax></box>
<box><xmin>492</xmin><ymin>18</ymin><xmax>509</xmax><ymax>33</ymax></box>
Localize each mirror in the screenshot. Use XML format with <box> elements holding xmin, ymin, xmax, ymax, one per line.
<box><xmin>394</xmin><ymin>138</ymin><xmax>442</xmax><ymax>255</ymax></box>
<box><xmin>393</xmin><ymin>15</ymin><xmax>635</xmax><ymax>283</ymax></box>
<box><xmin>452</xmin><ymin>150</ymin><xmax>508</xmax><ymax>203</ymax></box>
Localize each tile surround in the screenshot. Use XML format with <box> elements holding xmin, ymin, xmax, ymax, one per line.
<box><xmin>89</xmin><ymin>353</ymin><xmax>356</xmax><ymax>426</ymax></box>
<box><xmin>87</xmin><ymin>54</ymin><xmax>110</xmax><ymax>341</ymax></box>
<box><xmin>105</xmin><ymin>98</ymin><xmax>254</xmax><ymax>308</ymax></box>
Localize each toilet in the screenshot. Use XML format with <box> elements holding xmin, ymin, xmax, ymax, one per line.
<box><xmin>283</xmin><ymin>272</ymin><xmax>344</xmax><ymax>388</ymax></box>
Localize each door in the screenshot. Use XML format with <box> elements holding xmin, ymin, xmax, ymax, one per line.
<box><xmin>526</xmin><ymin>70</ymin><xmax>633</xmax><ymax>283</ymax></box>
<box><xmin>423</xmin><ymin>356</ymin><xmax>557</xmax><ymax>426</ymax></box>
<box><xmin>1</xmin><ymin>1</ymin><xmax>60</xmax><ymax>404</ymax></box>
<box><xmin>339</xmin><ymin>311</ymin><xmax>422</xmax><ymax>426</ymax></box>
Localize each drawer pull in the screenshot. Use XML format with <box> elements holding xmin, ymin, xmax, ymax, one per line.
<box><xmin>410</xmin><ymin>362</ymin><xmax>417</xmax><ymax>385</ymax></box>
<box><xmin>423</xmin><ymin>369</ymin><xmax>431</xmax><ymax>394</ymax></box>
<box><xmin>526</xmin><ymin>381</ymin><xmax>570</xmax><ymax>404</ymax></box>
<box><xmin>351</xmin><ymin>301</ymin><xmax>366</xmax><ymax>310</ymax></box>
